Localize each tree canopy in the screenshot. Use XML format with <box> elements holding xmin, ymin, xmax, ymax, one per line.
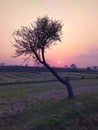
<box><xmin>12</xmin><ymin>16</ymin><xmax>74</xmax><ymax>98</ymax></box>
<box><xmin>13</xmin><ymin>16</ymin><xmax>62</xmax><ymax>64</ymax></box>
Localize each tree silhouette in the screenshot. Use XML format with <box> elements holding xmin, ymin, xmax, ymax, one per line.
<box><xmin>70</xmin><ymin>64</ymin><xmax>77</xmax><ymax>69</ymax></box>
<box><xmin>12</xmin><ymin>16</ymin><xmax>74</xmax><ymax>98</ymax></box>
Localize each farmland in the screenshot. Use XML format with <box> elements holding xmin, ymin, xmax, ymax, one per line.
<box><xmin>0</xmin><ymin>66</ymin><xmax>98</xmax><ymax>130</ymax></box>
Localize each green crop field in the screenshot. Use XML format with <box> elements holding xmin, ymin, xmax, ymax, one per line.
<box><xmin>0</xmin><ymin>67</ymin><xmax>98</xmax><ymax>130</ymax></box>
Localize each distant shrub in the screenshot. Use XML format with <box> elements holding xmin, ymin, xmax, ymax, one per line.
<box><xmin>81</xmin><ymin>76</ymin><xmax>85</xmax><ymax>79</ymax></box>
<box><xmin>65</xmin><ymin>76</ymin><xmax>70</xmax><ymax>80</ymax></box>
<box><xmin>95</xmin><ymin>76</ymin><xmax>98</xmax><ymax>79</ymax></box>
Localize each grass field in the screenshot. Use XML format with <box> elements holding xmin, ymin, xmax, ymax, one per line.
<box><xmin>0</xmin><ymin>68</ymin><xmax>98</xmax><ymax>130</ymax></box>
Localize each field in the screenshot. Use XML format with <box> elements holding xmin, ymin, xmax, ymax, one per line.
<box><xmin>0</xmin><ymin>66</ymin><xmax>98</xmax><ymax>130</ymax></box>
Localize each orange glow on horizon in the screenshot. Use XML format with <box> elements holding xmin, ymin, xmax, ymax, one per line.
<box><xmin>0</xmin><ymin>0</ymin><xmax>98</xmax><ymax>67</ymax></box>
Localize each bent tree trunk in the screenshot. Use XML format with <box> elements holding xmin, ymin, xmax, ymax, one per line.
<box><xmin>44</xmin><ymin>63</ymin><xmax>74</xmax><ymax>98</ymax></box>
<box><xmin>64</xmin><ymin>79</ymin><xmax>74</xmax><ymax>98</ymax></box>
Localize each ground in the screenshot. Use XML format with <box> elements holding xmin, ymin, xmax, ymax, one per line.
<box><xmin>0</xmin><ymin>68</ymin><xmax>98</xmax><ymax>130</ymax></box>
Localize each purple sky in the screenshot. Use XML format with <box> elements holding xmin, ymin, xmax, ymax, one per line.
<box><xmin>0</xmin><ymin>0</ymin><xmax>98</xmax><ymax>67</ymax></box>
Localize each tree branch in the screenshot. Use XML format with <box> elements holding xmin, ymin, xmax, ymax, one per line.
<box><xmin>30</xmin><ymin>43</ymin><xmax>43</xmax><ymax>64</ymax></box>
<box><xmin>42</xmin><ymin>46</ymin><xmax>46</xmax><ymax>63</ymax></box>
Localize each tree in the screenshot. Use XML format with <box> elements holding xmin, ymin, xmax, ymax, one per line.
<box><xmin>87</xmin><ymin>67</ymin><xmax>91</xmax><ymax>71</ymax></box>
<box><xmin>70</xmin><ymin>64</ymin><xmax>77</xmax><ymax>69</ymax></box>
<box><xmin>93</xmin><ymin>66</ymin><xmax>98</xmax><ymax>70</ymax></box>
<box><xmin>0</xmin><ymin>63</ymin><xmax>5</xmax><ymax>66</ymax></box>
<box><xmin>12</xmin><ymin>16</ymin><xmax>74</xmax><ymax>98</ymax></box>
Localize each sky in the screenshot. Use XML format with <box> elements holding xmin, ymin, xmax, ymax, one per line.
<box><xmin>0</xmin><ymin>0</ymin><xmax>98</xmax><ymax>68</ymax></box>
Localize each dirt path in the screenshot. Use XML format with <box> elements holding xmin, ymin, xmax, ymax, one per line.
<box><xmin>0</xmin><ymin>85</ymin><xmax>98</xmax><ymax>114</ymax></box>
<box><xmin>28</xmin><ymin>85</ymin><xmax>98</xmax><ymax>101</ymax></box>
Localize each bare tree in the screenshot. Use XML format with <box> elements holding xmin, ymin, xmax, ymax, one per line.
<box><xmin>12</xmin><ymin>16</ymin><xmax>74</xmax><ymax>98</ymax></box>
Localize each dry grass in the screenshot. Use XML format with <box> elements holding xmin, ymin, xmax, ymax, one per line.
<box><xmin>0</xmin><ymin>70</ymin><xmax>98</xmax><ymax>130</ymax></box>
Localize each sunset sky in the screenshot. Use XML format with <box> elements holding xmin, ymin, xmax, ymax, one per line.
<box><xmin>0</xmin><ymin>0</ymin><xmax>98</xmax><ymax>67</ymax></box>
